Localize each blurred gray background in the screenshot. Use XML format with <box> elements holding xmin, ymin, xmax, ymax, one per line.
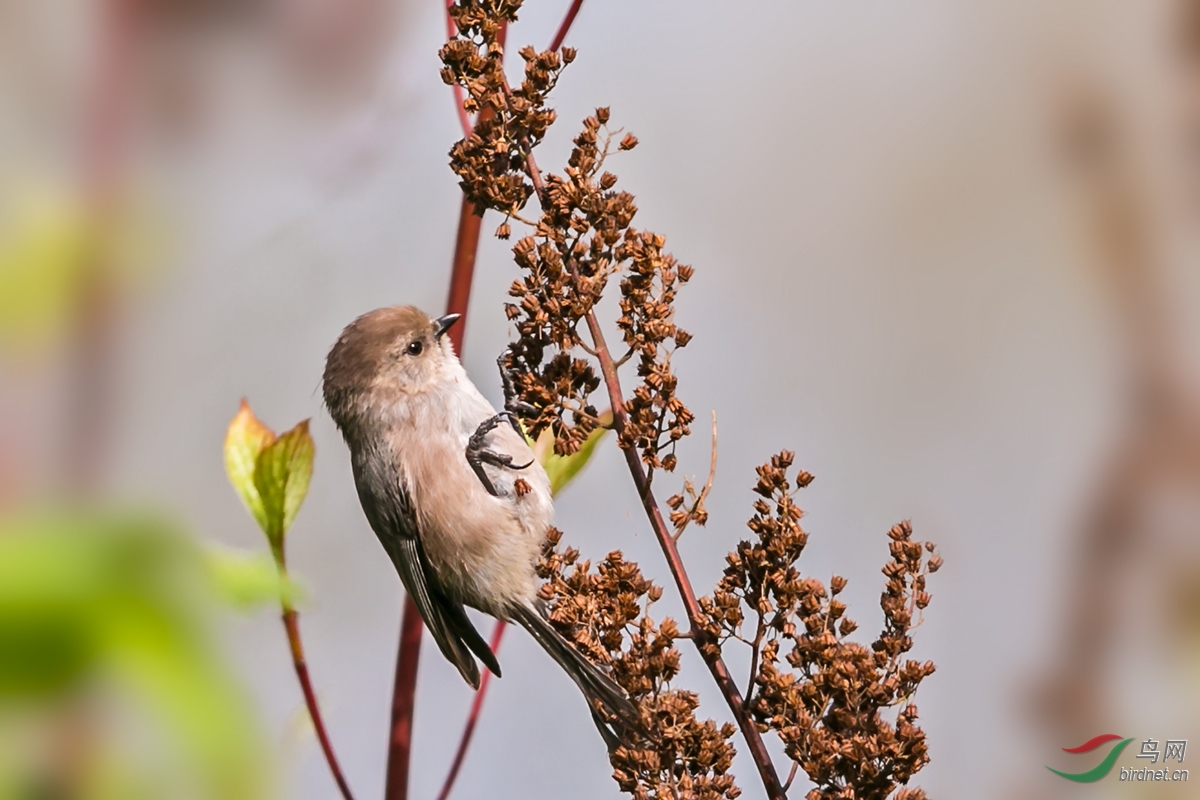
<box><xmin>4</xmin><ymin>0</ymin><xmax>1200</xmax><ymax>797</ymax></box>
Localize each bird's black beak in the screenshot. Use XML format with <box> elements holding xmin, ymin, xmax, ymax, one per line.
<box><xmin>434</xmin><ymin>313</ymin><xmax>461</xmax><ymax>339</ymax></box>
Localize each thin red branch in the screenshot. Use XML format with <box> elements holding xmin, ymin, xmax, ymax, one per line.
<box><xmin>744</xmin><ymin>595</ymin><xmax>767</xmax><ymax>701</ymax></box>
<box><xmin>384</xmin><ymin>600</ymin><xmax>425</xmax><ymax>800</ymax></box>
<box><xmin>383</xmin><ymin>14</ymin><xmax>512</xmax><ymax>799</ymax></box>
<box><xmin>598</xmin><ymin>353</ymin><xmax>787</xmax><ymax>800</ymax></box>
<box><xmin>383</xmin><ymin>191</ymin><xmax>484</xmax><ymax>800</ymax></box>
<box><xmin>548</xmin><ymin>0</ymin><xmax>585</xmax><ymax>52</ymax></box>
<box><xmin>585</xmin><ymin>312</ymin><xmax>787</xmax><ymax>800</ymax></box>
<box><xmin>385</xmin><ymin>9</ymin><xmax>589</xmax><ymax>796</ymax></box>
<box><xmin>435</xmin><ymin>622</ymin><xmax>508</xmax><ymax>800</ymax></box>
<box><xmin>445</xmin><ymin>194</ymin><xmax>485</xmax><ymax>330</ymax></box>
<box><xmin>515</xmin><ymin>141</ymin><xmax>787</xmax><ymax>798</ymax></box>
<box><xmin>282</xmin><ymin>609</ymin><xmax>357</xmax><ymax>800</ymax></box>
<box><xmin>784</xmin><ymin>761</ymin><xmax>799</xmax><ymax>793</ymax></box>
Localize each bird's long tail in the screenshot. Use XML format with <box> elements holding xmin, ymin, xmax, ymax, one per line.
<box><xmin>511</xmin><ymin>601</ymin><xmax>640</xmax><ymax>749</ymax></box>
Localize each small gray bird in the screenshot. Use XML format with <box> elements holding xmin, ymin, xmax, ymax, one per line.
<box><xmin>322</xmin><ymin>305</ymin><xmax>635</xmax><ymax>743</ymax></box>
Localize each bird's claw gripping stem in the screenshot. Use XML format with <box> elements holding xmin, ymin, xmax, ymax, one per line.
<box><xmin>498</xmin><ymin>348</ymin><xmax>539</xmax><ymax>431</ymax></box>
<box><xmin>466</xmin><ymin>411</ymin><xmax>535</xmax><ymax>497</ymax></box>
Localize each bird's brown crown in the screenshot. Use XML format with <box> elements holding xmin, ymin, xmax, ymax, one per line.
<box><xmin>322</xmin><ymin>305</ymin><xmax>443</xmax><ymax>427</ymax></box>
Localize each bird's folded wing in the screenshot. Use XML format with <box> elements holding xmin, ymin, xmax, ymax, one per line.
<box><xmin>352</xmin><ymin>446</ymin><xmax>496</xmax><ymax>688</ymax></box>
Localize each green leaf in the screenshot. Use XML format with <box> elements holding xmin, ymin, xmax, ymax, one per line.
<box><xmin>253</xmin><ymin>419</ymin><xmax>314</xmax><ymax>546</ymax></box>
<box><xmin>537</xmin><ymin>423</ymin><xmax>609</xmax><ymax>497</ymax></box>
<box><xmin>222</xmin><ymin>400</ymin><xmax>275</xmax><ymax>534</ymax></box>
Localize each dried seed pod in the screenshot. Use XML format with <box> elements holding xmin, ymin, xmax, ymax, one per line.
<box><xmin>537</xmin><ymin>529</ymin><xmax>740</xmax><ymax>798</ymax></box>
<box><xmin>698</xmin><ymin>455</ymin><xmax>939</xmax><ymax>800</ymax></box>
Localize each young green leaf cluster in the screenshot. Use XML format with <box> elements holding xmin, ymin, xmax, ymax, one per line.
<box><xmin>223</xmin><ymin>400</ymin><xmax>314</xmax><ymax>559</ymax></box>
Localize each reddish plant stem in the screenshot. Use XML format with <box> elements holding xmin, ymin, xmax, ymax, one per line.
<box><xmin>582</xmin><ymin>312</ymin><xmax>787</xmax><ymax>800</ymax></box>
<box><xmin>514</xmin><ymin>135</ymin><xmax>787</xmax><ymax>797</ymax></box>
<box><xmin>275</xmin><ymin>547</ymin><xmax>356</xmax><ymax>800</ymax></box>
<box><xmin>784</xmin><ymin>761</ymin><xmax>799</xmax><ymax>793</ymax></box>
<box><xmin>385</xmin><ymin>5</ymin><xmax>587</xmax><ymax>797</ymax></box>
<box><xmin>548</xmin><ymin>0</ymin><xmax>585</xmax><ymax>51</ymax></box>
<box><xmin>384</xmin><ymin>600</ymin><xmax>425</xmax><ymax>800</ymax></box>
<box><xmin>435</xmin><ymin>622</ymin><xmax>508</xmax><ymax>800</ymax></box>
<box><xmin>383</xmin><ymin>188</ymin><xmax>488</xmax><ymax>800</ymax></box>
<box><xmin>281</xmin><ymin>607</ymin><xmax>357</xmax><ymax>800</ymax></box>
<box><xmin>445</xmin><ymin>194</ymin><xmax>484</xmax><ymax>327</ymax></box>
<box><xmin>382</xmin><ymin>191</ymin><xmax>484</xmax><ymax>800</ymax></box>
<box><xmin>384</xmin><ymin>14</ymin><xmax>510</xmax><ymax>800</ymax></box>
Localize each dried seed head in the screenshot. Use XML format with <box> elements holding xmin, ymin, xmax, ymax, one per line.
<box><xmin>698</xmin><ymin>455</ymin><xmax>939</xmax><ymax>799</ymax></box>
<box><xmin>537</xmin><ymin>528</ymin><xmax>740</xmax><ymax>798</ymax></box>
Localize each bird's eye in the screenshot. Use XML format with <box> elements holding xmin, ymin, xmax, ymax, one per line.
<box><xmin>406</xmin><ymin>340</ymin><xmax>423</xmax><ymax>356</ymax></box>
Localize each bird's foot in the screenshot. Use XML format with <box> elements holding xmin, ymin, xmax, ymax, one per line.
<box><xmin>497</xmin><ymin>348</ymin><xmax>539</xmax><ymax>432</ymax></box>
<box><xmin>466</xmin><ymin>412</ymin><xmax>535</xmax><ymax>497</ymax></box>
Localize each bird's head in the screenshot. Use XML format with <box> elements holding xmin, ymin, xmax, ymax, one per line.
<box><xmin>322</xmin><ymin>305</ymin><xmax>461</xmax><ymax>430</ymax></box>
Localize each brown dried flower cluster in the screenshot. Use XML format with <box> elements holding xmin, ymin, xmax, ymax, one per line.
<box><xmin>536</xmin><ymin>527</ymin><xmax>740</xmax><ymax>799</ymax></box>
<box><xmin>500</xmin><ymin>110</ymin><xmax>696</xmax><ymax>463</ymax></box>
<box><xmin>440</xmin><ymin>0</ymin><xmax>565</xmax><ymax>216</ymax></box>
<box><xmin>615</xmin><ymin>231</ymin><xmax>695</xmax><ymax>474</ymax></box>
<box><xmin>699</xmin><ymin>453</ymin><xmax>940</xmax><ymax>800</ymax></box>
<box><xmin>439</xmin><ymin>0</ymin><xmax>694</xmax><ymax>465</ymax></box>
<box><xmin>501</xmin><ymin>112</ymin><xmax>634</xmax><ymax>454</ymax></box>
<box><xmin>438</xmin><ymin>5</ymin><xmax>939</xmax><ymax>799</ymax></box>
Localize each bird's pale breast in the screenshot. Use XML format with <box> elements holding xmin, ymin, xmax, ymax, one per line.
<box><xmin>390</xmin><ymin>374</ymin><xmax>553</xmax><ymax>617</ymax></box>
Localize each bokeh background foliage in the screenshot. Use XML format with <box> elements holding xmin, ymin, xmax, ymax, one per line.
<box><xmin>0</xmin><ymin>511</ymin><xmax>287</xmax><ymax>800</ymax></box>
